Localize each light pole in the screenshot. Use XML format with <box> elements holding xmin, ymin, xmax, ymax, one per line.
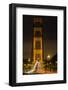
<box><xmin>47</xmin><ymin>55</ymin><xmax>51</xmax><ymax>71</ymax></box>
<box><xmin>28</xmin><ymin>58</ymin><xmax>31</xmax><ymax>62</ymax></box>
<box><xmin>47</xmin><ymin>55</ymin><xmax>50</xmax><ymax>60</ymax></box>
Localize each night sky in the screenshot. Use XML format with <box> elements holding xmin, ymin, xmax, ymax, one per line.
<box><xmin>23</xmin><ymin>15</ymin><xmax>57</xmax><ymax>60</ymax></box>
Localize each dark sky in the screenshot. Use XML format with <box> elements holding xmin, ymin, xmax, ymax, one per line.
<box><xmin>23</xmin><ymin>15</ymin><xmax>57</xmax><ymax>59</ymax></box>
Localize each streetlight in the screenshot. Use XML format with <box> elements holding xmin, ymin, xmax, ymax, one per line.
<box><xmin>28</xmin><ymin>58</ymin><xmax>31</xmax><ymax>62</ymax></box>
<box><xmin>47</xmin><ymin>55</ymin><xmax>51</xmax><ymax>71</ymax></box>
<box><xmin>47</xmin><ymin>55</ymin><xmax>51</xmax><ymax>60</ymax></box>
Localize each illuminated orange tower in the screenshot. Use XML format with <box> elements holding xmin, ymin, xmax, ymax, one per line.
<box><xmin>33</xmin><ymin>17</ymin><xmax>43</xmax><ymax>63</ymax></box>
